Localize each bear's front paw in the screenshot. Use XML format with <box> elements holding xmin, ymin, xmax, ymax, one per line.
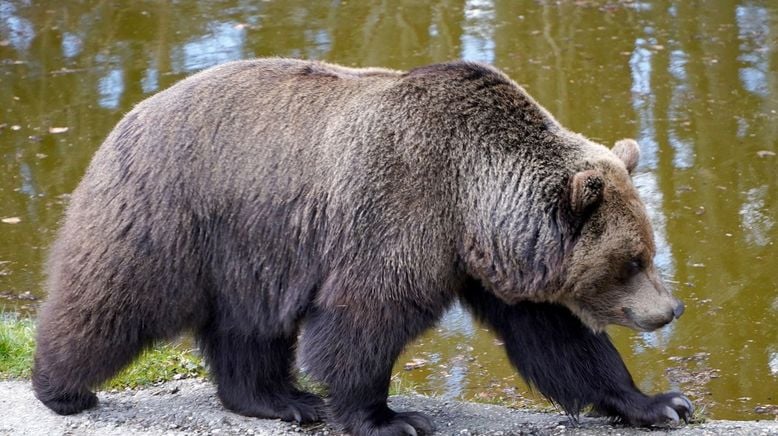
<box><xmin>614</xmin><ymin>392</ymin><xmax>694</xmax><ymax>427</ymax></box>
<box><xmin>650</xmin><ymin>392</ymin><xmax>694</xmax><ymax>425</ymax></box>
<box><xmin>350</xmin><ymin>410</ymin><xmax>435</xmax><ymax>436</ymax></box>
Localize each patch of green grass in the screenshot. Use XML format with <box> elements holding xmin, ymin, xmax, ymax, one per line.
<box><xmin>688</xmin><ymin>403</ymin><xmax>708</xmax><ymax>424</ymax></box>
<box><xmin>104</xmin><ymin>343</ymin><xmax>207</xmax><ymax>389</ymax></box>
<box><xmin>389</xmin><ymin>372</ymin><xmax>423</xmax><ymax>397</ymax></box>
<box><xmin>0</xmin><ymin>313</ymin><xmax>207</xmax><ymax>388</ymax></box>
<box><xmin>0</xmin><ymin>314</ymin><xmax>35</xmax><ymax>379</ymax></box>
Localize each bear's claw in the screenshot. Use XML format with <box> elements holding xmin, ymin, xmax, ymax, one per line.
<box><xmin>290</xmin><ymin>406</ymin><xmax>303</xmax><ymax>424</ymax></box>
<box><xmin>394</xmin><ymin>411</ymin><xmax>435</xmax><ymax>435</ymax></box>
<box><xmin>662</xmin><ymin>406</ymin><xmax>680</xmax><ymax>425</ymax></box>
<box><xmin>399</xmin><ymin>422</ymin><xmax>417</xmax><ymax>436</ymax></box>
<box><xmin>663</xmin><ymin>393</ymin><xmax>694</xmax><ymax>424</ymax></box>
<box><xmin>599</xmin><ymin>391</ymin><xmax>694</xmax><ymax>427</ymax></box>
<box><xmin>285</xmin><ymin>391</ymin><xmax>325</xmax><ymax>423</ymax></box>
<box><xmin>671</xmin><ymin>395</ymin><xmax>695</xmax><ymax>420</ymax></box>
<box><xmin>220</xmin><ymin>389</ymin><xmax>324</xmax><ymax>423</ymax></box>
<box><xmin>642</xmin><ymin>392</ymin><xmax>694</xmax><ymax>426</ymax></box>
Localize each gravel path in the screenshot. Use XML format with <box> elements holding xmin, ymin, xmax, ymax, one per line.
<box><xmin>2</xmin><ymin>379</ymin><xmax>776</xmax><ymax>435</ymax></box>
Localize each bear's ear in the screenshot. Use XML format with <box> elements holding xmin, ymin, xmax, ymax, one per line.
<box><xmin>570</xmin><ymin>170</ymin><xmax>604</xmax><ymax>215</ymax></box>
<box><xmin>612</xmin><ymin>139</ymin><xmax>640</xmax><ymax>174</ymax></box>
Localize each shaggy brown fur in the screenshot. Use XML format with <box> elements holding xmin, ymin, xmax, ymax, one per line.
<box><xmin>33</xmin><ymin>59</ymin><xmax>691</xmax><ymax>435</ymax></box>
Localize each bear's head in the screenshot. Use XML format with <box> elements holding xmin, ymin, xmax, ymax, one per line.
<box><xmin>558</xmin><ymin>139</ymin><xmax>684</xmax><ymax>332</ymax></box>
<box><xmin>460</xmin><ymin>134</ymin><xmax>683</xmax><ymax>333</ymax></box>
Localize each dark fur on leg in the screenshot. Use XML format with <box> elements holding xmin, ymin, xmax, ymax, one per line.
<box><xmin>32</xmin><ymin>297</ymin><xmax>156</xmax><ymax>415</ymax></box>
<box><xmin>300</xmin><ymin>306</ymin><xmax>438</xmax><ymax>436</ymax></box>
<box><xmin>198</xmin><ymin>325</ymin><xmax>324</xmax><ymax>423</ymax></box>
<box><xmin>32</xmin><ymin>178</ymin><xmax>208</xmax><ymax>416</ymax></box>
<box><xmin>459</xmin><ymin>282</ymin><xmax>693</xmax><ymax>427</ymax></box>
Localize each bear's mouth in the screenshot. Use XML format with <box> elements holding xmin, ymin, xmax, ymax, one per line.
<box><xmin>621</xmin><ymin>307</ymin><xmax>674</xmax><ymax>332</ymax></box>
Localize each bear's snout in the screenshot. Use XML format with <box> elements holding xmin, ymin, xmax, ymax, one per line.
<box><xmin>622</xmin><ymin>295</ymin><xmax>684</xmax><ymax>332</ymax></box>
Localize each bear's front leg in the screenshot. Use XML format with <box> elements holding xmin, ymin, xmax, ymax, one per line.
<box><xmin>460</xmin><ymin>283</ymin><xmax>694</xmax><ymax>427</ymax></box>
<box><xmin>300</xmin><ymin>305</ymin><xmax>438</xmax><ymax>436</ymax></box>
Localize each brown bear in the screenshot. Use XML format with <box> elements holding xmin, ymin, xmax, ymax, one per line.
<box><xmin>33</xmin><ymin>58</ymin><xmax>692</xmax><ymax>435</ymax></box>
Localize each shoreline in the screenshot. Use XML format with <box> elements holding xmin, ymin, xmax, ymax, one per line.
<box><xmin>1</xmin><ymin>379</ymin><xmax>776</xmax><ymax>435</ymax></box>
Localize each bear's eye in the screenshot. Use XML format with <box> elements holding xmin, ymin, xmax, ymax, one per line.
<box><xmin>625</xmin><ymin>258</ymin><xmax>643</xmax><ymax>275</ymax></box>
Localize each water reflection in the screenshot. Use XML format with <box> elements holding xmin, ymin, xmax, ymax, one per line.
<box><xmin>737</xmin><ymin>5</ymin><xmax>770</xmax><ymax>97</ymax></box>
<box><xmin>0</xmin><ymin>1</ymin><xmax>33</xmax><ymax>52</ymax></box>
<box><xmin>462</xmin><ymin>0</ymin><xmax>495</xmax><ymax>63</ymax></box>
<box><xmin>1</xmin><ymin>0</ymin><xmax>776</xmax><ymax>421</ymax></box>
<box><xmin>740</xmin><ymin>186</ymin><xmax>773</xmax><ymax>247</ymax></box>
<box><xmin>176</xmin><ymin>22</ymin><xmax>247</xmax><ymax>73</ymax></box>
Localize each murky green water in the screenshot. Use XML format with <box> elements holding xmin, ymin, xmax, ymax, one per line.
<box><xmin>1</xmin><ymin>0</ymin><xmax>776</xmax><ymax>421</ymax></box>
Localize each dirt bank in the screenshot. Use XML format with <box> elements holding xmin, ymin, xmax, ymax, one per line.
<box><xmin>1</xmin><ymin>379</ymin><xmax>776</xmax><ymax>435</ymax></box>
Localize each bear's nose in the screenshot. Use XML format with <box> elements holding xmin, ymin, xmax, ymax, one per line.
<box><xmin>673</xmin><ymin>301</ymin><xmax>685</xmax><ymax>319</ymax></box>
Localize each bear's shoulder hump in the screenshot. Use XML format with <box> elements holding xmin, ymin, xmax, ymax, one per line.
<box><xmin>405</xmin><ymin>61</ymin><xmax>509</xmax><ymax>84</ymax></box>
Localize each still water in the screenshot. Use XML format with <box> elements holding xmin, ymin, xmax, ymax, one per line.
<box><xmin>1</xmin><ymin>0</ymin><xmax>776</xmax><ymax>421</ymax></box>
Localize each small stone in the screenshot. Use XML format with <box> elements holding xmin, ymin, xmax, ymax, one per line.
<box><xmin>18</xmin><ymin>291</ymin><xmax>36</xmax><ymax>300</ymax></box>
<box><xmin>404</xmin><ymin>358</ymin><xmax>428</xmax><ymax>370</ymax></box>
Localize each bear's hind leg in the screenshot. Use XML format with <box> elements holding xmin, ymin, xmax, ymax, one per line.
<box><xmin>198</xmin><ymin>328</ymin><xmax>324</xmax><ymax>423</ymax></box>
<box><xmin>33</xmin><ymin>296</ymin><xmax>152</xmax><ymax>415</ymax></box>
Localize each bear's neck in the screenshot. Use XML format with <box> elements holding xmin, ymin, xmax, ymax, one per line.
<box><xmin>455</xmin><ymin>127</ymin><xmax>579</xmax><ymax>304</ymax></box>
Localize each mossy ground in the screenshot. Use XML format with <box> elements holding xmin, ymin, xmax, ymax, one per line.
<box><xmin>0</xmin><ymin>313</ymin><xmax>206</xmax><ymax>389</ymax></box>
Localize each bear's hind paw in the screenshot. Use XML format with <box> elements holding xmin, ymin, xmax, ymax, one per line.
<box><xmin>352</xmin><ymin>411</ymin><xmax>435</xmax><ymax>436</ymax></box>
<box><xmin>36</xmin><ymin>388</ymin><xmax>98</xmax><ymax>415</ymax></box>
<box><xmin>286</xmin><ymin>391</ymin><xmax>326</xmax><ymax>424</ymax></box>
<box><xmin>221</xmin><ymin>389</ymin><xmax>324</xmax><ymax>424</ymax></box>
